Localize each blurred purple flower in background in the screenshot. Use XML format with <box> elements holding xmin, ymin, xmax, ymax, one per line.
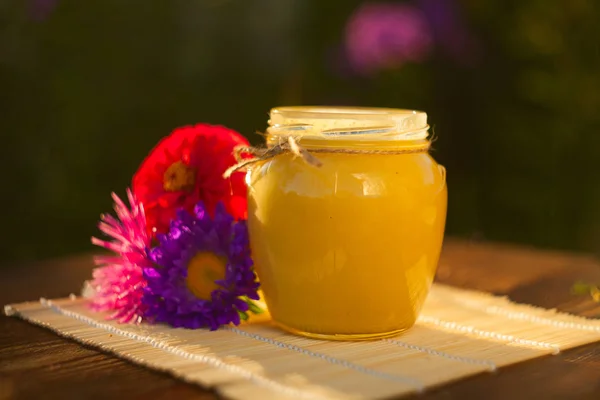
<box><xmin>29</xmin><ymin>0</ymin><xmax>58</xmax><ymax>21</ymax></box>
<box><xmin>417</xmin><ymin>0</ymin><xmax>479</xmax><ymax>65</ymax></box>
<box><xmin>342</xmin><ymin>1</ymin><xmax>479</xmax><ymax>75</ymax></box>
<box><xmin>344</xmin><ymin>3</ymin><xmax>433</xmax><ymax>75</ymax></box>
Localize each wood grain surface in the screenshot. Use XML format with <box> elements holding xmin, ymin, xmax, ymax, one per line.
<box><xmin>2</xmin><ymin>239</ymin><xmax>600</xmax><ymax>400</ymax></box>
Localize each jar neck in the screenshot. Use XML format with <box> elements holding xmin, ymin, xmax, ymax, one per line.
<box><xmin>265</xmin><ymin>135</ymin><xmax>431</xmax><ymax>152</ymax></box>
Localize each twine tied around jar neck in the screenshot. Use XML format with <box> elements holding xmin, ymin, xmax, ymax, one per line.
<box><xmin>223</xmin><ymin>136</ymin><xmax>431</xmax><ymax>179</ymax></box>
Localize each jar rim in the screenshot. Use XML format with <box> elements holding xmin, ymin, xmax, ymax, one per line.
<box><xmin>272</xmin><ymin>105</ymin><xmax>425</xmax><ymax>118</ymax></box>
<box><xmin>268</xmin><ymin>106</ymin><xmax>429</xmax><ymax>141</ymax></box>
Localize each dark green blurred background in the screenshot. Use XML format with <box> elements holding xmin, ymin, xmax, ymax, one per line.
<box><xmin>2</xmin><ymin>0</ymin><xmax>600</xmax><ymax>264</ymax></box>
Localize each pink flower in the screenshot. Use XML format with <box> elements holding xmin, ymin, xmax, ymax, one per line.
<box><xmin>345</xmin><ymin>3</ymin><xmax>433</xmax><ymax>75</ymax></box>
<box><xmin>90</xmin><ymin>189</ymin><xmax>150</xmax><ymax>323</ymax></box>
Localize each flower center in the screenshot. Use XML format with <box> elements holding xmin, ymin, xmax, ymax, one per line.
<box><xmin>163</xmin><ymin>161</ymin><xmax>196</xmax><ymax>192</ymax></box>
<box><xmin>186</xmin><ymin>251</ymin><xmax>227</xmax><ymax>300</ymax></box>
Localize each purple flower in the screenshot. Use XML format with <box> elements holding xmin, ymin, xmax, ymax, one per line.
<box><xmin>90</xmin><ymin>189</ymin><xmax>151</xmax><ymax>323</ymax></box>
<box><xmin>142</xmin><ymin>202</ymin><xmax>260</xmax><ymax>330</ymax></box>
<box><xmin>344</xmin><ymin>2</ymin><xmax>433</xmax><ymax>75</ymax></box>
<box><xmin>29</xmin><ymin>0</ymin><xmax>58</xmax><ymax>21</ymax></box>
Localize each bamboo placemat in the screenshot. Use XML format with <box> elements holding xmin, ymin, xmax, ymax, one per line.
<box><xmin>6</xmin><ymin>284</ymin><xmax>600</xmax><ymax>400</ymax></box>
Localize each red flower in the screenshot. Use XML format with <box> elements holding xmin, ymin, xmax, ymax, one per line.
<box><xmin>132</xmin><ymin>124</ymin><xmax>249</xmax><ymax>235</ymax></box>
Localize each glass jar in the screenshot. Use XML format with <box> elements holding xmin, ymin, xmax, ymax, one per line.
<box><xmin>247</xmin><ymin>106</ymin><xmax>447</xmax><ymax>340</ymax></box>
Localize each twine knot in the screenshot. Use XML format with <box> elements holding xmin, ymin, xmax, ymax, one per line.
<box><xmin>223</xmin><ymin>136</ymin><xmax>430</xmax><ymax>179</ymax></box>
<box><xmin>223</xmin><ymin>137</ymin><xmax>321</xmax><ymax>178</ymax></box>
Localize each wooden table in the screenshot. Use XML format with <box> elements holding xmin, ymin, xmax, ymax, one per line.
<box><xmin>2</xmin><ymin>239</ymin><xmax>600</xmax><ymax>399</ymax></box>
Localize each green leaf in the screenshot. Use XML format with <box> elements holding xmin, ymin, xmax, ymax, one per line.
<box><xmin>240</xmin><ymin>296</ymin><xmax>265</xmax><ymax>315</ymax></box>
<box><xmin>238</xmin><ymin>310</ymin><xmax>249</xmax><ymax>321</ymax></box>
<box><xmin>247</xmin><ymin>300</ymin><xmax>265</xmax><ymax>315</ymax></box>
<box><xmin>571</xmin><ymin>281</ymin><xmax>592</xmax><ymax>295</ymax></box>
<box><xmin>571</xmin><ymin>281</ymin><xmax>600</xmax><ymax>303</ymax></box>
